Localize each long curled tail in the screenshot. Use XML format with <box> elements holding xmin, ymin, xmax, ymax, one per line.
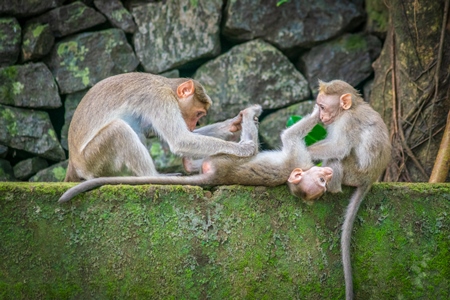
<box><xmin>58</xmin><ymin>174</ymin><xmax>209</xmax><ymax>203</ymax></box>
<box><xmin>341</xmin><ymin>184</ymin><xmax>372</xmax><ymax>300</ymax></box>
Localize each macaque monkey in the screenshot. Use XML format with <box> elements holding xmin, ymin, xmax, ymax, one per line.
<box><xmin>64</xmin><ymin>73</ymin><xmax>256</xmax><ymax>182</ymax></box>
<box><xmin>308</xmin><ymin>80</ymin><xmax>391</xmax><ymax>300</ymax></box>
<box><xmin>59</xmin><ymin>105</ymin><xmax>333</xmax><ymax>203</ymax></box>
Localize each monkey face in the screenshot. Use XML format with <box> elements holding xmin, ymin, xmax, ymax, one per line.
<box><xmin>178</xmin><ymin>93</ymin><xmax>208</xmax><ymax>131</ymax></box>
<box><xmin>316</xmin><ymin>93</ymin><xmax>351</xmax><ymax>125</ymax></box>
<box><xmin>287</xmin><ymin>166</ymin><xmax>333</xmax><ymax>201</ymax></box>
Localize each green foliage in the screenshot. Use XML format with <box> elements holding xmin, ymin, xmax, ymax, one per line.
<box><xmin>276</xmin><ymin>0</ymin><xmax>290</xmax><ymax>6</ymax></box>
<box><xmin>286</xmin><ymin>115</ymin><xmax>327</xmax><ymax>146</ymax></box>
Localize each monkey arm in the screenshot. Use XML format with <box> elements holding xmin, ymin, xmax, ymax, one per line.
<box><xmin>281</xmin><ymin>108</ymin><xmax>319</xmax><ymax>149</ymax></box>
<box><xmin>193</xmin><ymin>115</ymin><xmax>241</xmax><ymax>142</ymax></box>
<box><xmin>307</xmin><ymin>138</ymin><xmax>352</xmax><ymax>161</ymax></box>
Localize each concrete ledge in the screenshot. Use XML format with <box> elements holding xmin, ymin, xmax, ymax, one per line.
<box><xmin>0</xmin><ymin>182</ymin><xmax>449</xmax><ymax>299</ymax></box>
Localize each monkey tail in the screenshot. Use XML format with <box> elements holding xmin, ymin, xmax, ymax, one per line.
<box><xmin>341</xmin><ymin>184</ymin><xmax>372</xmax><ymax>300</ymax></box>
<box><xmin>58</xmin><ymin>175</ymin><xmax>209</xmax><ymax>203</ymax></box>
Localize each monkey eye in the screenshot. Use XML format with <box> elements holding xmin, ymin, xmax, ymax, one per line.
<box><xmin>319</xmin><ymin>177</ymin><xmax>325</xmax><ymax>183</ymax></box>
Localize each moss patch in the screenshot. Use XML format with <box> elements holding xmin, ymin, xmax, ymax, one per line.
<box><xmin>0</xmin><ymin>182</ymin><xmax>448</xmax><ymax>299</ymax></box>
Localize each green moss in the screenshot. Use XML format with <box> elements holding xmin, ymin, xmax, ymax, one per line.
<box><xmin>111</xmin><ymin>9</ymin><xmax>127</xmax><ymax>22</ymax></box>
<box><xmin>51</xmin><ymin>167</ymin><xmax>66</xmax><ymax>182</ymax></box>
<box><xmin>0</xmin><ymin>183</ymin><xmax>448</xmax><ymax>298</ymax></box>
<box><xmin>32</xmin><ymin>24</ymin><xmax>46</xmax><ymax>38</ymax></box>
<box><xmin>341</xmin><ymin>34</ymin><xmax>367</xmax><ymax>51</ymax></box>
<box><xmin>0</xmin><ymin>107</ymin><xmax>18</xmax><ymax>136</ymax></box>
<box><xmin>366</xmin><ymin>0</ymin><xmax>388</xmax><ymax>32</ymax></box>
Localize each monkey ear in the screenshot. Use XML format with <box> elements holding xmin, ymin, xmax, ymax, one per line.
<box><xmin>177</xmin><ymin>80</ymin><xmax>195</xmax><ymax>98</ymax></box>
<box><xmin>340</xmin><ymin>93</ymin><xmax>352</xmax><ymax>110</ymax></box>
<box><xmin>288</xmin><ymin>168</ymin><xmax>303</xmax><ymax>184</ymax></box>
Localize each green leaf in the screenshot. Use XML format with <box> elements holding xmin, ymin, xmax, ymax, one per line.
<box><xmin>276</xmin><ymin>0</ymin><xmax>290</xmax><ymax>7</ymax></box>
<box><xmin>286</xmin><ymin>115</ymin><xmax>327</xmax><ymax>146</ymax></box>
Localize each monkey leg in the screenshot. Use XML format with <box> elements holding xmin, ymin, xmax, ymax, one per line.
<box><xmin>323</xmin><ymin>159</ymin><xmax>343</xmax><ymax>193</ymax></box>
<box><xmin>79</xmin><ymin>119</ymin><xmax>158</xmax><ymax>178</ymax></box>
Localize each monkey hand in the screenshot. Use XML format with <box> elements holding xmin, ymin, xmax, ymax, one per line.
<box><xmin>241</xmin><ymin>105</ymin><xmax>263</xmax><ymax>121</ymax></box>
<box><xmin>311</xmin><ymin>104</ymin><xmax>320</xmax><ymax>118</ymax></box>
<box><xmin>229</xmin><ymin>114</ymin><xmax>243</xmax><ymax>132</ymax></box>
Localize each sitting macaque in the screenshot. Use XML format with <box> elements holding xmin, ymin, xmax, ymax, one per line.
<box><xmin>59</xmin><ymin>105</ymin><xmax>333</xmax><ymax>203</ymax></box>
<box><xmin>64</xmin><ymin>73</ymin><xmax>256</xmax><ymax>182</ymax></box>
<box><xmin>308</xmin><ymin>79</ymin><xmax>391</xmax><ymax>300</ymax></box>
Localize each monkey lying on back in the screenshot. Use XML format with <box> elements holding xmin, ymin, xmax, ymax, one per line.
<box><xmin>308</xmin><ymin>80</ymin><xmax>391</xmax><ymax>300</ymax></box>
<box><xmin>59</xmin><ymin>105</ymin><xmax>333</xmax><ymax>203</ymax></box>
<box><xmin>64</xmin><ymin>73</ymin><xmax>256</xmax><ymax>182</ymax></box>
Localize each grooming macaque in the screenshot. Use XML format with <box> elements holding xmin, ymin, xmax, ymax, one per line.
<box><xmin>59</xmin><ymin>105</ymin><xmax>333</xmax><ymax>203</ymax></box>
<box><xmin>308</xmin><ymin>80</ymin><xmax>391</xmax><ymax>300</ymax></box>
<box><xmin>64</xmin><ymin>73</ymin><xmax>256</xmax><ymax>182</ymax></box>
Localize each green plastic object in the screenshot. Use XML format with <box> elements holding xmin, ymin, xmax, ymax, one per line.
<box><xmin>286</xmin><ymin>115</ymin><xmax>327</xmax><ymax>146</ymax></box>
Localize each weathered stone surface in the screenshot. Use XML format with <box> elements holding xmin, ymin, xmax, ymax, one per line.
<box><xmin>194</xmin><ymin>39</ymin><xmax>310</xmax><ymax>123</ymax></box>
<box><xmin>21</xmin><ymin>23</ymin><xmax>55</xmax><ymax>62</ymax></box>
<box><xmin>0</xmin><ymin>104</ymin><xmax>66</xmax><ymax>162</ymax></box>
<box><xmin>61</xmin><ymin>90</ymin><xmax>87</xmax><ymax>150</ymax></box>
<box><xmin>0</xmin><ymin>158</ymin><xmax>15</xmax><ymax>181</ymax></box>
<box><xmin>223</xmin><ymin>0</ymin><xmax>365</xmax><ymax>50</ymax></box>
<box><xmin>94</xmin><ymin>0</ymin><xmax>137</xmax><ymax>33</ymax></box>
<box><xmin>144</xmin><ymin>137</ymin><xmax>184</xmax><ymax>174</ymax></box>
<box><xmin>45</xmin><ymin>29</ymin><xmax>139</xmax><ymax>94</ymax></box>
<box><xmin>0</xmin><ymin>18</ymin><xmax>21</xmax><ymax>67</ymax></box>
<box><xmin>33</xmin><ymin>1</ymin><xmax>106</xmax><ymax>38</ymax></box>
<box><xmin>0</xmin><ymin>0</ymin><xmax>63</xmax><ymax>17</ymax></box>
<box><xmin>259</xmin><ymin>100</ymin><xmax>316</xmax><ymax>149</ymax></box>
<box><xmin>0</xmin><ymin>145</ymin><xmax>7</xmax><ymax>158</ymax></box>
<box><xmin>0</xmin><ymin>183</ymin><xmax>448</xmax><ymax>298</ymax></box>
<box><xmin>13</xmin><ymin>157</ymin><xmax>49</xmax><ymax>180</ymax></box>
<box><xmin>299</xmin><ymin>33</ymin><xmax>382</xmax><ymax>95</ymax></box>
<box><xmin>0</xmin><ymin>63</ymin><xmax>62</xmax><ymax>109</ymax></box>
<box><xmin>29</xmin><ymin>160</ymin><xmax>68</xmax><ymax>182</ymax></box>
<box><xmin>132</xmin><ymin>0</ymin><xmax>222</xmax><ymax>73</ymax></box>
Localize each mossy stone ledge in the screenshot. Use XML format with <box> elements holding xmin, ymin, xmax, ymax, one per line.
<box><xmin>0</xmin><ymin>182</ymin><xmax>449</xmax><ymax>299</ymax></box>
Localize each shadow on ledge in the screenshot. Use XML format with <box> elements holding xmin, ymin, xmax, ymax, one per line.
<box><xmin>0</xmin><ymin>182</ymin><xmax>449</xmax><ymax>299</ymax></box>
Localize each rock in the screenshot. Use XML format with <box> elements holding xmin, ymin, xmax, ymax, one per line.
<box><xmin>194</xmin><ymin>39</ymin><xmax>310</xmax><ymax>124</ymax></box>
<box><xmin>94</xmin><ymin>0</ymin><xmax>137</xmax><ymax>33</ymax></box>
<box><xmin>0</xmin><ymin>0</ymin><xmax>63</xmax><ymax>17</ymax></box>
<box><xmin>21</xmin><ymin>23</ymin><xmax>55</xmax><ymax>62</ymax></box>
<box><xmin>160</xmin><ymin>69</ymin><xmax>180</xmax><ymax>79</ymax></box>
<box><xmin>29</xmin><ymin>160</ymin><xmax>68</xmax><ymax>182</ymax></box>
<box><xmin>222</xmin><ymin>0</ymin><xmax>365</xmax><ymax>50</ymax></box>
<box><xmin>13</xmin><ymin>157</ymin><xmax>49</xmax><ymax>180</ymax></box>
<box><xmin>299</xmin><ymin>33</ymin><xmax>382</xmax><ymax>95</ymax></box>
<box><xmin>0</xmin><ymin>145</ymin><xmax>7</xmax><ymax>158</ymax></box>
<box><xmin>33</xmin><ymin>1</ymin><xmax>106</xmax><ymax>38</ymax></box>
<box><xmin>61</xmin><ymin>90</ymin><xmax>88</xmax><ymax>150</ymax></box>
<box><xmin>0</xmin><ymin>158</ymin><xmax>15</xmax><ymax>181</ymax></box>
<box><xmin>144</xmin><ymin>137</ymin><xmax>184</xmax><ymax>174</ymax></box>
<box><xmin>259</xmin><ymin>100</ymin><xmax>316</xmax><ymax>149</ymax></box>
<box><xmin>132</xmin><ymin>0</ymin><xmax>221</xmax><ymax>73</ymax></box>
<box><xmin>45</xmin><ymin>29</ymin><xmax>139</xmax><ymax>94</ymax></box>
<box><xmin>0</xmin><ymin>104</ymin><xmax>66</xmax><ymax>162</ymax></box>
<box><xmin>0</xmin><ymin>18</ymin><xmax>21</xmax><ymax>67</ymax></box>
<box><xmin>0</xmin><ymin>63</ymin><xmax>62</xmax><ymax>109</ymax></box>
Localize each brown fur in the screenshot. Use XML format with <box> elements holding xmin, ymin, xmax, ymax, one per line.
<box><xmin>309</xmin><ymin>79</ymin><xmax>391</xmax><ymax>300</ymax></box>
<box><xmin>59</xmin><ymin>105</ymin><xmax>333</xmax><ymax>203</ymax></box>
<box><xmin>65</xmin><ymin>73</ymin><xmax>256</xmax><ymax>182</ymax></box>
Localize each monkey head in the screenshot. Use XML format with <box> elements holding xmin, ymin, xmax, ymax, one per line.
<box><xmin>287</xmin><ymin>166</ymin><xmax>333</xmax><ymax>201</ymax></box>
<box><xmin>176</xmin><ymin>80</ymin><xmax>211</xmax><ymax>131</ymax></box>
<box><xmin>316</xmin><ymin>79</ymin><xmax>362</xmax><ymax>125</ymax></box>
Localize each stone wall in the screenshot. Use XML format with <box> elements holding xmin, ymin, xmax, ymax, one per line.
<box><xmin>0</xmin><ymin>182</ymin><xmax>449</xmax><ymax>298</ymax></box>
<box><xmin>0</xmin><ymin>0</ymin><xmax>388</xmax><ymax>181</ymax></box>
